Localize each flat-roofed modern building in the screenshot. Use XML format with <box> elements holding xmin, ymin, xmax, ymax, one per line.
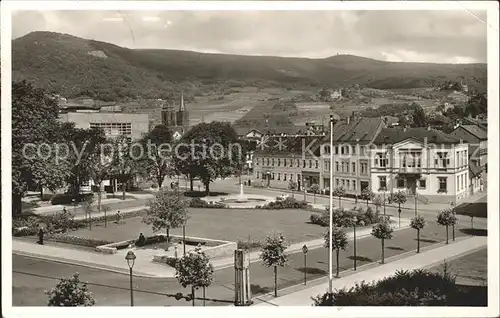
<box><xmin>59</xmin><ymin>112</ymin><xmax>149</xmax><ymax>140</ymax></box>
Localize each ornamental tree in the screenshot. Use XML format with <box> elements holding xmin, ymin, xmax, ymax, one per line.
<box><xmin>45</xmin><ymin>273</ymin><xmax>95</xmax><ymax>306</ymax></box>
<box><xmin>373</xmin><ymin>195</ymin><xmax>384</xmax><ymax>214</ymax></box>
<box><xmin>371</xmin><ymin>217</ymin><xmax>394</xmax><ymax>264</ymax></box>
<box><xmin>387</xmin><ymin>191</ymin><xmax>407</xmax><ymax>213</ymax></box>
<box><xmin>143</xmin><ymin>188</ymin><xmax>189</xmax><ymax>242</ymax></box>
<box><xmin>324</xmin><ymin>226</ymin><xmax>349</xmax><ymax>277</ymax></box>
<box><xmin>175</xmin><ymin>247</ymin><xmax>214</xmax><ymax>306</ymax></box>
<box><xmin>139</xmin><ymin>124</ymin><xmax>173</xmax><ymax>188</ymax></box>
<box><xmin>260</xmin><ymin>232</ymin><xmax>289</xmax><ymax>297</ymax></box>
<box><xmin>410</xmin><ymin>215</ymin><xmax>427</xmax><ymax>253</ymax></box>
<box><xmin>333</xmin><ymin>187</ymin><xmax>346</xmax><ymax>208</ymax></box>
<box><xmin>437</xmin><ymin>209</ymin><xmax>457</xmax><ymax>244</ymax></box>
<box><xmin>360</xmin><ymin>188</ymin><xmax>375</xmax><ymax>208</ymax></box>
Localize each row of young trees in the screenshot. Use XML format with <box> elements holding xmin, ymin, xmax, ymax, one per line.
<box><xmin>12</xmin><ymin>80</ymin><xmax>248</xmax><ymax>215</ymax></box>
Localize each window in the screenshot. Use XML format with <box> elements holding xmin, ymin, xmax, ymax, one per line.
<box><xmin>284</xmin><ymin>174</ymin><xmax>287</xmax><ymax>181</ymax></box>
<box><xmin>297</xmin><ymin>159</ymin><xmax>300</xmax><ymax>167</ymax></box>
<box><xmin>361</xmin><ymin>163</ymin><xmax>368</xmax><ymax>175</ymax></box>
<box><xmin>352</xmin><ymin>146</ymin><xmax>356</xmax><ymax>155</ymax></box>
<box><xmin>352</xmin><ymin>162</ymin><xmax>356</xmax><ymax>174</ymax></box>
<box><xmin>90</xmin><ymin>122</ymin><xmax>132</xmax><ymax>136</ymax></box>
<box><xmin>277</xmin><ymin>173</ymin><xmax>281</xmax><ymax>181</ymax></box>
<box><xmin>315</xmin><ymin>160</ymin><xmax>319</xmax><ymax>169</ymax></box>
<box><xmin>336</xmin><ymin>161</ymin><xmax>340</xmax><ymax>172</ymax></box>
<box><xmin>456</xmin><ymin>151</ymin><xmax>460</xmax><ymax>167</ymax></box>
<box><xmin>335</xmin><ymin>146</ymin><xmax>339</xmax><ymax>155</ymax></box>
<box><xmin>346</xmin><ymin>180</ymin><xmax>350</xmax><ymax>190</ymax></box>
<box><xmin>375</xmin><ymin>153</ymin><xmax>388</xmax><ymax>168</ymax></box>
<box><xmin>457</xmin><ymin>176</ymin><xmax>460</xmax><ymax>190</ymax></box>
<box><xmin>324</xmin><ymin>145</ymin><xmax>330</xmax><ymax>154</ymax></box>
<box><xmin>341</xmin><ymin>146</ymin><xmax>345</xmax><ymax>155</ymax></box>
<box><xmin>277</xmin><ymin>159</ymin><xmax>281</xmax><ymax>166</ymax></box>
<box><xmin>397</xmin><ymin>178</ymin><xmax>405</xmax><ymax>188</ymax></box>
<box><xmin>345</xmin><ymin>146</ymin><xmax>350</xmax><ymax>155</ymax></box>
<box><xmin>435</xmin><ymin>152</ymin><xmax>450</xmax><ymax>168</ymax></box>
<box><xmin>266</xmin><ymin>158</ymin><xmax>270</xmax><ymax>166</ymax></box>
<box><xmin>272</xmin><ymin>158</ymin><xmax>275</xmax><ymax>166</ymax></box>
<box><xmin>342</xmin><ymin>179</ymin><xmax>346</xmax><ymax>187</ymax></box>
<box><xmin>438</xmin><ymin>177</ymin><xmax>447</xmax><ymax>192</ymax></box>
<box><xmin>309</xmin><ymin>160</ymin><xmax>312</xmax><ymax>168</ymax></box>
<box><xmin>272</xmin><ymin>173</ymin><xmax>275</xmax><ymax>180</ymax></box>
<box><xmin>283</xmin><ymin>159</ymin><xmax>287</xmax><ymax>167</ymax></box>
<box><xmin>353</xmin><ymin>180</ymin><xmax>357</xmax><ymax>190</ymax></box>
<box><xmin>379</xmin><ymin>176</ymin><xmax>387</xmax><ymax>190</ymax></box>
<box><xmin>256</xmin><ymin>172</ymin><xmax>260</xmax><ymax>179</ymax></box>
<box><xmin>336</xmin><ymin>178</ymin><xmax>340</xmax><ymax>187</ymax></box>
<box><xmin>324</xmin><ymin>160</ymin><xmax>329</xmax><ymax>171</ymax></box>
<box><xmin>303</xmin><ymin>160</ymin><xmax>306</xmax><ymax>168</ymax></box>
<box><xmin>419</xmin><ymin>179</ymin><xmax>426</xmax><ymax>189</ymax></box>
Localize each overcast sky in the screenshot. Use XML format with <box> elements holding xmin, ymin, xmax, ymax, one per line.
<box><xmin>12</xmin><ymin>10</ymin><xmax>487</xmax><ymax>63</ymax></box>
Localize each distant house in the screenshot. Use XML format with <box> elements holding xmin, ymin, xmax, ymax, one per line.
<box><xmin>330</xmin><ymin>89</ymin><xmax>343</xmax><ymax>100</ymax></box>
<box><xmin>449</xmin><ymin>123</ymin><xmax>487</xmax><ymax>173</ymax></box>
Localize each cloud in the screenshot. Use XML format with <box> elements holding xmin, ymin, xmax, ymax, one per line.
<box><xmin>11</xmin><ymin>10</ymin><xmax>487</xmax><ymax>63</ymax></box>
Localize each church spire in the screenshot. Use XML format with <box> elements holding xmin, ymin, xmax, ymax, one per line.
<box><xmin>179</xmin><ymin>91</ymin><xmax>185</xmax><ymax>111</ymax></box>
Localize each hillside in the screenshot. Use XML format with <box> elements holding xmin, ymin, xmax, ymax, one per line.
<box><xmin>12</xmin><ymin>31</ymin><xmax>487</xmax><ymax>101</ymax></box>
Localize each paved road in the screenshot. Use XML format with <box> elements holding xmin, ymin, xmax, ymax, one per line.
<box><xmin>13</xmin><ymin>220</ymin><xmax>478</xmax><ymax>306</ymax></box>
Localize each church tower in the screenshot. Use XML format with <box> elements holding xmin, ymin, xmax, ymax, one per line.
<box><xmin>176</xmin><ymin>92</ymin><xmax>190</xmax><ymax>134</ymax></box>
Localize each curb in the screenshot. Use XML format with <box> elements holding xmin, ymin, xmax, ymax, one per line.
<box><xmin>12</xmin><ymin>250</ymin><xmax>165</xmax><ymax>279</ymax></box>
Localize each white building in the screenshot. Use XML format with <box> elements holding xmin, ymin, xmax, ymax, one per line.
<box><xmin>370</xmin><ymin>127</ymin><xmax>469</xmax><ymax>204</ymax></box>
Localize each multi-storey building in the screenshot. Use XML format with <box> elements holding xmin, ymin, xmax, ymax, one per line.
<box><xmin>252</xmin><ymin>117</ymin><xmax>386</xmax><ymax>195</ymax></box>
<box><xmin>370</xmin><ymin>127</ymin><xmax>469</xmax><ymax>203</ymax></box>
<box><xmin>449</xmin><ymin>123</ymin><xmax>487</xmax><ymax>172</ymax></box>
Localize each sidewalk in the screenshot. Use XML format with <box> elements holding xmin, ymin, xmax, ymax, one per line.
<box><xmin>254</xmin><ymin>235</ymin><xmax>487</xmax><ymax>306</ymax></box>
<box><xmin>12</xmin><ymin>218</ymin><xmax>411</xmax><ymax>278</ymax></box>
<box><xmin>31</xmin><ymin>198</ymin><xmax>136</xmax><ymax>215</ymax></box>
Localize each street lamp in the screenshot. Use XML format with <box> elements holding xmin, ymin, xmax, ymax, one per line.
<box><xmin>302</xmin><ymin>244</ymin><xmax>308</xmax><ymax>285</ymax></box>
<box><xmin>450</xmin><ymin>201</ymin><xmax>456</xmax><ymax>241</ymax></box>
<box><xmin>398</xmin><ymin>208</ymin><xmax>401</xmax><ymax>228</ymax></box>
<box><xmin>125</xmin><ymin>251</ymin><xmax>136</xmax><ymax>306</ymax></box>
<box><xmin>352</xmin><ymin>216</ymin><xmax>358</xmax><ymax>270</ymax></box>
<box><xmin>382</xmin><ymin>188</ymin><xmax>386</xmax><ymax>215</ymax></box>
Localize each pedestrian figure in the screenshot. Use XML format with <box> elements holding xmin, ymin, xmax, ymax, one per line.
<box><xmin>62</xmin><ymin>206</ymin><xmax>67</xmax><ymax>214</ymax></box>
<box><xmin>248</xmin><ymin>179</ymin><xmax>251</xmax><ymax>186</ymax></box>
<box><xmin>136</xmin><ymin>232</ymin><xmax>146</xmax><ymax>247</ymax></box>
<box><xmin>37</xmin><ymin>227</ymin><xmax>44</xmax><ymax>245</ymax></box>
<box><xmin>174</xmin><ymin>246</ymin><xmax>178</xmax><ymax>259</ymax></box>
<box><xmin>116</xmin><ymin>210</ymin><xmax>121</xmax><ymax>224</ymax></box>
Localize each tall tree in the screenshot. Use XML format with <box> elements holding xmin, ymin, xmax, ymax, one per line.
<box><xmin>360</xmin><ymin>188</ymin><xmax>375</xmax><ymax>209</ymax></box>
<box><xmin>324</xmin><ymin>226</ymin><xmax>349</xmax><ymax>278</ymax></box>
<box><xmin>110</xmin><ymin>135</ymin><xmax>140</xmax><ymax>199</ymax></box>
<box><xmin>12</xmin><ymin>80</ymin><xmax>65</xmax><ymax>214</ymax></box>
<box><xmin>411</xmin><ymin>103</ymin><xmax>428</xmax><ymax>127</ymax></box>
<box><xmin>333</xmin><ymin>187</ymin><xmax>346</xmax><ymax>208</ymax></box>
<box><xmin>140</xmin><ymin>124</ymin><xmax>173</xmax><ymax>188</ymax></box>
<box><xmin>143</xmin><ymin>188</ymin><xmax>189</xmax><ymax>242</ymax></box>
<box><xmin>177</xmin><ymin>122</ymin><xmax>241</xmax><ymax>195</ymax></box>
<box><xmin>260</xmin><ymin>233</ymin><xmax>289</xmax><ymax>297</ymax></box>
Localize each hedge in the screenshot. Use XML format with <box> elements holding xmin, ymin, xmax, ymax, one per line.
<box><xmin>189</xmin><ymin>198</ymin><xmax>226</xmax><ymax>209</ymax></box>
<box><xmin>256</xmin><ymin>197</ymin><xmax>310</xmax><ymax>209</ymax></box>
<box><xmin>51</xmin><ymin>193</ymin><xmax>94</xmax><ymax>205</ymax></box>
<box><xmin>309</xmin><ymin>207</ymin><xmax>381</xmax><ymax>227</ymax></box>
<box><xmin>45</xmin><ymin>234</ymin><xmax>113</xmax><ymax>248</ymax></box>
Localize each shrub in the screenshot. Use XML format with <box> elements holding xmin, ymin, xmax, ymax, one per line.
<box><xmin>12</xmin><ymin>216</ymin><xmax>40</xmax><ymax>236</ymax></box>
<box><xmin>46</xmin><ymin>234</ymin><xmax>113</xmax><ymax>248</ymax></box>
<box><xmin>309</xmin><ymin>213</ymin><xmax>328</xmax><ymax>226</ymax></box>
<box><xmin>237</xmin><ymin>240</ymin><xmax>263</xmax><ymax>250</ymax></box>
<box><xmin>41</xmin><ymin>209</ymin><xmax>81</xmax><ymax>233</ymax></box>
<box><xmin>51</xmin><ymin>193</ymin><xmax>94</xmax><ymax>205</ymax></box>
<box><xmin>311</xmin><ymin>268</ymin><xmax>465</xmax><ymax>306</ymax></box>
<box><xmin>188</xmin><ymin>198</ymin><xmax>226</xmax><ymax>208</ymax></box>
<box><xmin>46</xmin><ymin>273</ymin><xmax>95</xmax><ymax>306</ymax></box>
<box><xmin>259</xmin><ymin>197</ymin><xmax>310</xmax><ymax>209</ymax></box>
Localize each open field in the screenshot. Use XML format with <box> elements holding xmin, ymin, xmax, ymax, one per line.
<box><xmin>429</xmin><ymin>248</ymin><xmax>487</xmax><ymax>286</ymax></box>
<box><xmin>70</xmin><ymin>207</ymin><xmax>326</xmax><ymax>244</ymax></box>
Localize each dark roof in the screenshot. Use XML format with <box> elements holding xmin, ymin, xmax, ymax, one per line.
<box><xmin>324</xmin><ymin>117</ymin><xmax>384</xmax><ymax>144</ymax></box>
<box><xmin>233</xmin><ymin>124</ymin><xmax>302</xmax><ymax>137</ymax></box>
<box><xmin>460</xmin><ymin>125</ymin><xmax>487</xmax><ymax>140</ymax></box>
<box><xmin>254</xmin><ymin>135</ymin><xmax>322</xmax><ymax>156</ymax></box>
<box><xmin>374</xmin><ymin>127</ymin><xmax>462</xmax><ymax>145</ymax></box>
<box><xmin>469</xmin><ymin>160</ymin><xmax>482</xmax><ymax>177</ymax></box>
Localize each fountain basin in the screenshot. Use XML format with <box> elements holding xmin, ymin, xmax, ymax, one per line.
<box><xmin>201</xmin><ymin>194</ymin><xmax>274</xmax><ymax>208</ymax></box>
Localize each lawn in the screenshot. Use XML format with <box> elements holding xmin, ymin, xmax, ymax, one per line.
<box><xmin>429</xmin><ymin>248</ymin><xmax>487</xmax><ymax>286</ymax></box>
<box><xmin>71</xmin><ymin>208</ymin><xmax>325</xmax><ymax>244</ymax></box>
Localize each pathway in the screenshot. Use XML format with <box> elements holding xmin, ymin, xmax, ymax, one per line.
<box><xmin>254</xmin><ymin>236</ymin><xmax>487</xmax><ymax>306</ymax></box>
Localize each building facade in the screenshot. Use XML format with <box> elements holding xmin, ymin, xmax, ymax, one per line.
<box><xmin>449</xmin><ymin>123</ymin><xmax>487</xmax><ymax>172</ymax></box>
<box><xmin>370</xmin><ymin>127</ymin><xmax>469</xmax><ymax>204</ymax></box>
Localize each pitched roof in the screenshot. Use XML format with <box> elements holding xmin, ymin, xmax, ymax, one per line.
<box><xmin>325</xmin><ymin>117</ymin><xmax>384</xmax><ymax>144</ymax></box>
<box><xmin>469</xmin><ymin>160</ymin><xmax>482</xmax><ymax>177</ymax></box>
<box><xmin>254</xmin><ymin>135</ymin><xmax>322</xmax><ymax>155</ymax></box>
<box><xmin>374</xmin><ymin>127</ymin><xmax>461</xmax><ymax>145</ymax></box>
<box><xmin>460</xmin><ymin>125</ymin><xmax>487</xmax><ymax>140</ymax></box>
<box><xmin>233</xmin><ymin>125</ymin><xmax>302</xmax><ymax>137</ymax></box>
